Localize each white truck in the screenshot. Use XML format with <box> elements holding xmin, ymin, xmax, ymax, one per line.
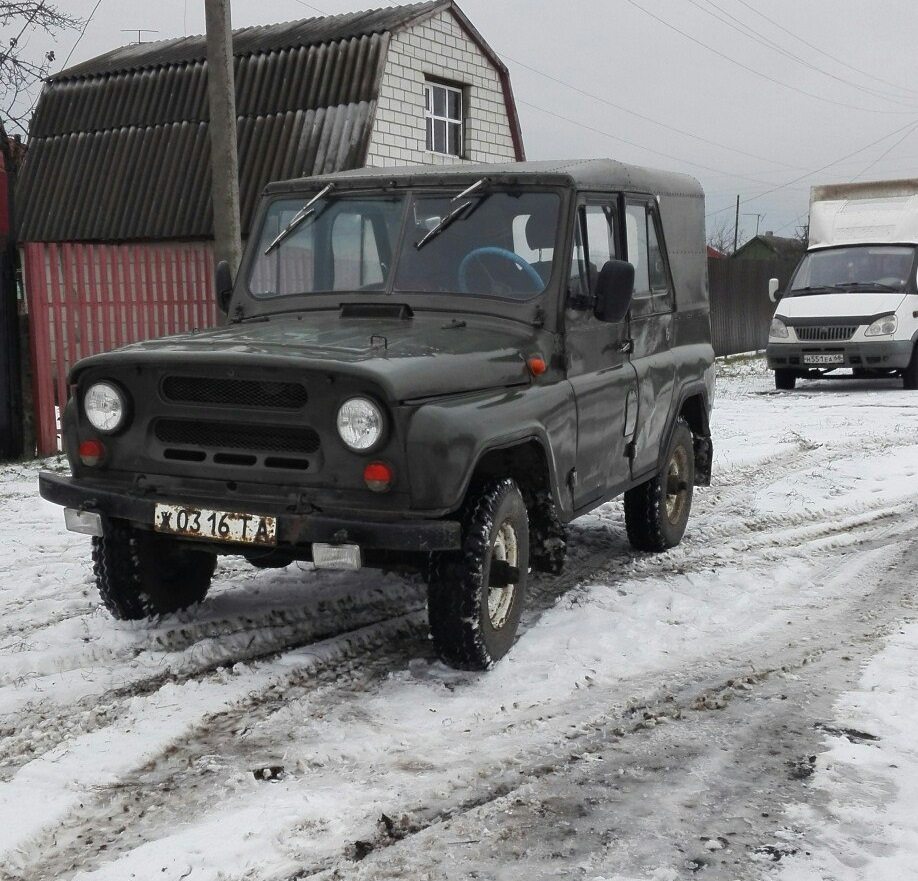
<box><xmin>766</xmin><ymin>178</ymin><xmax>918</xmax><ymax>390</ymax></box>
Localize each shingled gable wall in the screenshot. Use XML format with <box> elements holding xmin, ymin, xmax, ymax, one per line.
<box><xmin>367</xmin><ymin>9</ymin><xmax>516</xmax><ymax>166</ymax></box>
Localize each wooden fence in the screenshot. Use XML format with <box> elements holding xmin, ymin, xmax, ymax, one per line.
<box><xmin>708</xmin><ymin>257</ymin><xmax>799</xmax><ymax>356</ymax></box>
<box><xmin>23</xmin><ymin>241</ymin><xmax>218</xmax><ymax>455</ymax></box>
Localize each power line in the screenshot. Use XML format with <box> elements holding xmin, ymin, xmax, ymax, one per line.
<box><xmin>852</xmin><ymin>122</ymin><xmax>918</xmax><ymax>182</ymax></box>
<box><xmin>687</xmin><ymin>0</ymin><xmax>918</xmax><ymax>110</ymax></box>
<box><xmin>705</xmin><ymin>116</ymin><xmax>918</xmax><ymax>218</ymax></box>
<box><xmin>732</xmin><ymin>0</ymin><xmax>918</xmax><ymax>101</ymax></box>
<box><xmin>500</xmin><ymin>51</ymin><xmax>804</xmax><ymax>171</ymax></box>
<box><xmin>59</xmin><ymin>0</ymin><xmax>104</xmax><ymax>72</ymax></box>
<box><xmin>518</xmin><ymin>99</ymin><xmax>780</xmax><ymax>186</ymax></box>
<box><xmin>621</xmin><ymin>0</ymin><xmax>918</xmax><ymax>116</ymax></box>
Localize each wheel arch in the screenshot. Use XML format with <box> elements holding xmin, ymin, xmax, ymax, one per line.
<box><xmin>657</xmin><ymin>382</ymin><xmax>713</xmax><ymax>487</ymax></box>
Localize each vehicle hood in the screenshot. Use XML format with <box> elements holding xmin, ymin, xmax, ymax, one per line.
<box><xmin>72</xmin><ymin>310</ymin><xmax>544</xmax><ymax>402</ymax></box>
<box><xmin>777</xmin><ymin>292</ymin><xmax>908</xmax><ymax>320</ymax></box>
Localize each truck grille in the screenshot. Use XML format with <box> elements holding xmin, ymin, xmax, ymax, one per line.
<box><xmin>162</xmin><ymin>376</ymin><xmax>308</xmax><ymax>409</ymax></box>
<box><xmin>795</xmin><ymin>325</ymin><xmax>856</xmax><ymax>342</ymax></box>
<box><xmin>155</xmin><ymin>419</ymin><xmax>320</xmax><ymax>454</ymax></box>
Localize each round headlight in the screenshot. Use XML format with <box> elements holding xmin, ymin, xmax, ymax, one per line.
<box><xmin>337</xmin><ymin>397</ymin><xmax>384</xmax><ymax>451</ymax></box>
<box><xmin>864</xmin><ymin>314</ymin><xmax>897</xmax><ymax>337</ymax></box>
<box><xmin>84</xmin><ymin>381</ymin><xmax>127</xmax><ymax>433</ymax></box>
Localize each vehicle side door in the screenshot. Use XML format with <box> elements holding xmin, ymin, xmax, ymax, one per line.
<box><xmin>625</xmin><ymin>197</ymin><xmax>677</xmax><ymax>479</ymax></box>
<box><xmin>564</xmin><ymin>199</ymin><xmax>640</xmax><ymax>509</ymax></box>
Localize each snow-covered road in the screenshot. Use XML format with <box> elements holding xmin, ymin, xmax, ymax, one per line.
<box><xmin>2</xmin><ymin>357</ymin><xmax>918</xmax><ymax>881</ymax></box>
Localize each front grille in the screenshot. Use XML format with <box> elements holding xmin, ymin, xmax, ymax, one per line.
<box><xmin>155</xmin><ymin>419</ymin><xmax>320</xmax><ymax>454</ymax></box>
<box><xmin>795</xmin><ymin>325</ymin><xmax>856</xmax><ymax>342</ymax></box>
<box><xmin>162</xmin><ymin>376</ymin><xmax>308</xmax><ymax>409</ymax></box>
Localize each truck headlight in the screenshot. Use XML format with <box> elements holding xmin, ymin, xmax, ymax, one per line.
<box><xmin>83</xmin><ymin>381</ymin><xmax>128</xmax><ymax>433</ymax></box>
<box><xmin>864</xmin><ymin>314</ymin><xmax>897</xmax><ymax>337</ymax></box>
<box><xmin>337</xmin><ymin>397</ymin><xmax>384</xmax><ymax>451</ymax></box>
<box><xmin>769</xmin><ymin>318</ymin><xmax>789</xmax><ymax>339</ymax></box>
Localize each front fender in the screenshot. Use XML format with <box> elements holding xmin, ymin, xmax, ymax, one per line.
<box><xmin>403</xmin><ymin>382</ymin><xmax>576</xmax><ymax>517</ymax></box>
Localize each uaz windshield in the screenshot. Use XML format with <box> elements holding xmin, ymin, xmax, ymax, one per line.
<box><xmin>788</xmin><ymin>245</ymin><xmax>917</xmax><ymax>295</ymax></box>
<box><xmin>248</xmin><ymin>190</ymin><xmax>561</xmax><ymax>301</ymax></box>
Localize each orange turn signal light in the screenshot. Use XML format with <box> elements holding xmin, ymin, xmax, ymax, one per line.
<box><xmin>364</xmin><ymin>461</ymin><xmax>393</xmax><ymax>492</ymax></box>
<box><xmin>527</xmin><ymin>356</ymin><xmax>547</xmax><ymax>376</ymax></box>
<box><xmin>79</xmin><ymin>439</ymin><xmax>106</xmax><ymax>467</ymax></box>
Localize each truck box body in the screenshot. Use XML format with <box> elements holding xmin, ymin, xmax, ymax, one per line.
<box><xmin>766</xmin><ymin>178</ymin><xmax>918</xmax><ymax>390</ymax></box>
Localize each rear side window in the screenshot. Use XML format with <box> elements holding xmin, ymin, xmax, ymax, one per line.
<box><xmin>626</xmin><ymin>199</ymin><xmax>673</xmax><ymax>315</ymax></box>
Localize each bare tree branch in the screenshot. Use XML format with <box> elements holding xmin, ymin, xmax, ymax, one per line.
<box><xmin>0</xmin><ymin>1</ymin><xmax>82</xmax><ymax>133</ymax></box>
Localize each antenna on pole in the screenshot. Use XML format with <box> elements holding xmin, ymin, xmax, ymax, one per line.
<box><xmin>120</xmin><ymin>29</ymin><xmax>160</xmax><ymax>45</ymax></box>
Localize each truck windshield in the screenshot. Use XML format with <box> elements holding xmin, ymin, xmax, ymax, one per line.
<box><xmin>248</xmin><ymin>189</ymin><xmax>560</xmax><ymax>301</ymax></box>
<box><xmin>788</xmin><ymin>245</ymin><xmax>917</xmax><ymax>295</ymax></box>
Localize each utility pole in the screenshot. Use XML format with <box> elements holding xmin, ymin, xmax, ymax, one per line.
<box><xmin>205</xmin><ymin>0</ymin><xmax>242</xmax><ymax>278</ymax></box>
<box><xmin>732</xmin><ymin>194</ymin><xmax>740</xmax><ymax>254</ymax></box>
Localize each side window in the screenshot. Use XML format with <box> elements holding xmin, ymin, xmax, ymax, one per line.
<box><xmin>647</xmin><ymin>206</ymin><xmax>674</xmax><ymax>312</ymax></box>
<box><xmin>625</xmin><ymin>202</ymin><xmax>650</xmax><ymax>298</ymax></box>
<box><xmin>567</xmin><ymin>204</ymin><xmax>617</xmax><ymax>310</ymax></box>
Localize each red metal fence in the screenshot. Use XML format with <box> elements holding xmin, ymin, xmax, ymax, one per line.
<box><xmin>23</xmin><ymin>241</ymin><xmax>218</xmax><ymax>455</ymax></box>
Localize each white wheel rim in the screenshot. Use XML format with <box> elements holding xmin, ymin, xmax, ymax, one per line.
<box><xmin>488</xmin><ymin>519</ymin><xmax>518</xmax><ymax>629</ymax></box>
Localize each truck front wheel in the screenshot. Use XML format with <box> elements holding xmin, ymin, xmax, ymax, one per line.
<box><xmin>92</xmin><ymin>520</ymin><xmax>216</xmax><ymax>620</ymax></box>
<box><xmin>903</xmin><ymin>345</ymin><xmax>918</xmax><ymax>390</ymax></box>
<box><xmin>774</xmin><ymin>369</ymin><xmax>796</xmax><ymax>390</ymax></box>
<box><xmin>624</xmin><ymin>419</ymin><xmax>695</xmax><ymax>552</ymax></box>
<box><xmin>428</xmin><ymin>479</ymin><xmax>529</xmax><ymax>670</ymax></box>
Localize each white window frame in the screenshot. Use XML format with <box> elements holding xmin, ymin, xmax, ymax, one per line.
<box><xmin>424</xmin><ymin>81</ymin><xmax>464</xmax><ymax>157</ymax></box>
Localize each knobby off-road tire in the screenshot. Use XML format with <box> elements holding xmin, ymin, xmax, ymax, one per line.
<box><xmin>624</xmin><ymin>418</ymin><xmax>695</xmax><ymax>552</ymax></box>
<box><xmin>774</xmin><ymin>369</ymin><xmax>796</xmax><ymax>390</ymax></box>
<box><xmin>428</xmin><ymin>479</ymin><xmax>529</xmax><ymax>670</ymax></box>
<box><xmin>526</xmin><ymin>488</ymin><xmax>567</xmax><ymax>575</ymax></box>
<box><xmin>92</xmin><ymin>520</ymin><xmax>217</xmax><ymax>620</ymax></box>
<box><xmin>903</xmin><ymin>345</ymin><xmax>918</xmax><ymax>390</ymax></box>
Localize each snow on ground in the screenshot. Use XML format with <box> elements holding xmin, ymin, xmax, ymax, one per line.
<box><xmin>1</xmin><ymin>356</ymin><xmax>917</xmax><ymax>880</ymax></box>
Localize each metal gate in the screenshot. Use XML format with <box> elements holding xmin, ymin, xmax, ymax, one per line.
<box><xmin>22</xmin><ymin>241</ymin><xmax>218</xmax><ymax>455</ymax></box>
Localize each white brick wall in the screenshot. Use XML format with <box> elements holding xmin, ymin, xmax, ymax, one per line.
<box><xmin>366</xmin><ymin>10</ymin><xmax>518</xmax><ymax>167</ymax></box>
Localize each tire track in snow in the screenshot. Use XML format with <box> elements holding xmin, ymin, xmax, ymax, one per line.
<box><xmin>19</xmin><ymin>523</ymin><xmax>916</xmax><ymax>881</ymax></box>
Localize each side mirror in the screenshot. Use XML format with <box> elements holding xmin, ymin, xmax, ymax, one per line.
<box><xmin>594</xmin><ymin>259</ymin><xmax>635</xmax><ymax>323</ymax></box>
<box><xmin>216</xmin><ymin>260</ymin><xmax>234</xmax><ymax>315</ymax></box>
<box><xmin>768</xmin><ymin>277</ymin><xmax>781</xmax><ymax>303</ymax></box>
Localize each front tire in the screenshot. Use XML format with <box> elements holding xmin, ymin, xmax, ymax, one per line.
<box><xmin>428</xmin><ymin>479</ymin><xmax>529</xmax><ymax>670</ymax></box>
<box><xmin>774</xmin><ymin>369</ymin><xmax>796</xmax><ymax>390</ymax></box>
<box><xmin>624</xmin><ymin>419</ymin><xmax>695</xmax><ymax>552</ymax></box>
<box><xmin>92</xmin><ymin>520</ymin><xmax>216</xmax><ymax>620</ymax></box>
<box><xmin>903</xmin><ymin>345</ymin><xmax>918</xmax><ymax>390</ymax></box>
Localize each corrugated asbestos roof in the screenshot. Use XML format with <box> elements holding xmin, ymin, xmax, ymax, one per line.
<box><xmin>18</xmin><ymin>2</ymin><xmax>450</xmax><ymax>242</ymax></box>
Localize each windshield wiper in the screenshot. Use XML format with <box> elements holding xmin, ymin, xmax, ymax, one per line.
<box><xmin>264</xmin><ymin>183</ymin><xmax>334</xmax><ymax>255</ymax></box>
<box><xmin>829</xmin><ymin>281</ymin><xmax>899</xmax><ymax>292</ymax></box>
<box><xmin>787</xmin><ymin>286</ymin><xmax>837</xmax><ymax>296</ymax></box>
<box><xmin>415</xmin><ymin>199</ymin><xmax>474</xmax><ymax>250</ymax></box>
<box><xmin>415</xmin><ymin>179</ymin><xmax>490</xmax><ymax>251</ymax></box>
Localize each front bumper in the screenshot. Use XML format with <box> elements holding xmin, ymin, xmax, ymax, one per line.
<box><xmin>766</xmin><ymin>339</ymin><xmax>913</xmax><ymax>371</ymax></box>
<box><xmin>39</xmin><ymin>472</ymin><xmax>461</xmax><ymax>553</ymax></box>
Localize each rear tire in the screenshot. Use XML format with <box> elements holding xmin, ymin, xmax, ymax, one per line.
<box><xmin>92</xmin><ymin>520</ymin><xmax>216</xmax><ymax>620</ymax></box>
<box><xmin>774</xmin><ymin>369</ymin><xmax>796</xmax><ymax>390</ymax></box>
<box><xmin>624</xmin><ymin>419</ymin><xmax>695</xmax><ymax>552</ymax></box>
<box><xmin>428</xmin><ymin>479</ymin><xmax>529</xmax><ymax>670</ymax></box>
<box><xmin>904</xmin><ymin>345</ymin><xmax>918</xmax><ymax>390</ymax></box>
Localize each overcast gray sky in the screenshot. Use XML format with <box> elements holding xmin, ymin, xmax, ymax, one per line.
<box><xmin>19</xmin><ymin>0</ymin><xmax>918</xmax><ymax>244</ymax></box>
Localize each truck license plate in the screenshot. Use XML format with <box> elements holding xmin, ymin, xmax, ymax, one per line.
<box><xmin>803</xmin><ymin>353</ymin><xmax>844</xmax><ymax>365</ymax></box>
<box><xmin>154</xmin><ymin>504</ymin><xmax>276</xmax><ymax>546</ymax></box>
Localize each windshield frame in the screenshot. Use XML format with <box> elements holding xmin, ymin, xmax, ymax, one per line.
<box><xmin>786</xmin><ymin>244</ymin><xmax>918</xmax><ymax>297</ymax></box>
<box><xmin>238</xmin><ymin>182</ymin><xmax>572</xmax><ymax>322</ymax></box>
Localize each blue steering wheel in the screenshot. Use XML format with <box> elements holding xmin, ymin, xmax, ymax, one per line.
<box><xmin>457</xmin><ymin>247</ymin><xmax>544</xmax><ymax>294</ymax></box>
